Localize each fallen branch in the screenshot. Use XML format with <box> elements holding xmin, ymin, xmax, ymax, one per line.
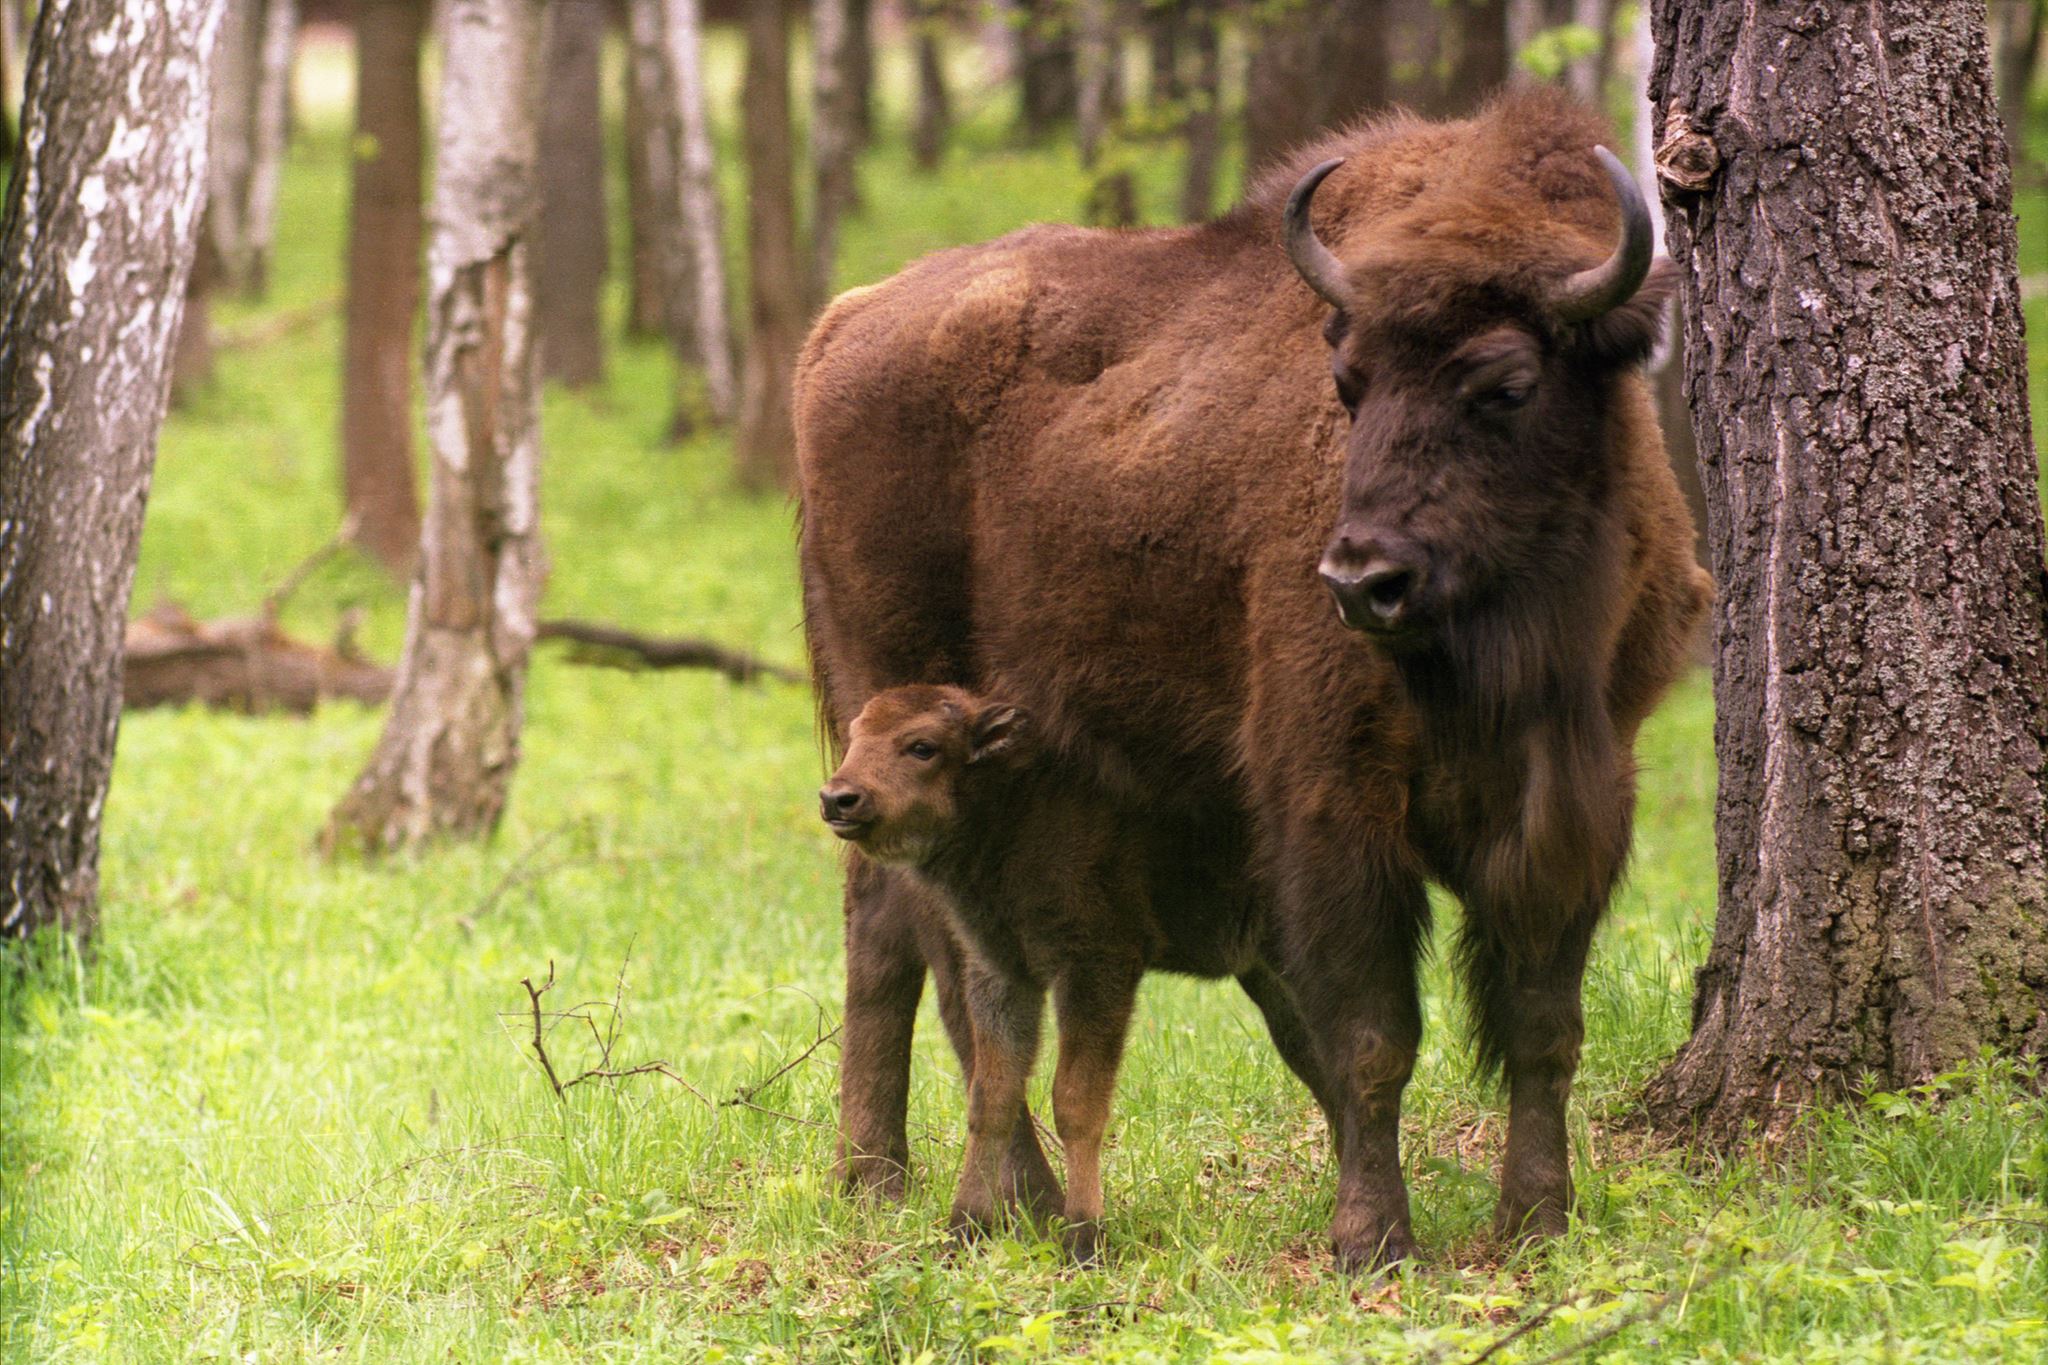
<box><xmin>536</xmin><ymin>618</ymin><xmax>801</xmax><ymax>685</ymax></box>
<box><xmin>123</xmin><ymin>599</ymin><xmax>393</xmax><ymax>714</ymax></box>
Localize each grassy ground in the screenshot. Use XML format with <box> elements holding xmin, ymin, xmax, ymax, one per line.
<box><xmin>5</xmin><ymin>33</ymin><xmax>2048</xmax><ymax>1365</ymax></box>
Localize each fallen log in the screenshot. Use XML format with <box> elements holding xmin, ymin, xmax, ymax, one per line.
<box><xmin>535</xmin><ymin>618</ymin><xmax>803</xmax><ymax>684</ymax></box>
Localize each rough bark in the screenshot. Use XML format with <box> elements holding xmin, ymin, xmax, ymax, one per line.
<box><xmin>810</xmin><ymin>0</ymin><xmax>855</xmax><ymax>311</ymax></box>
<box><xmin>243</xmin><ymin>0</ymin><xmax>296</xmax><ymax>296</ymax></box>
<box><xmin>0</xmin><ymin>0</ymin><xmax>223</xmax><ymax>941</ymax></box>
<box><xmin>325</xmin><ymin>0</ymin><xmax>547</xmax><ymax>856</ymax></box>
<box><xmin>624</xmin><ymin>0</ymin><xmax>678</xmax><ymax>341</ymax></box>
<box><xmin>535</xmin><ymin>0</ymin><xmax>607</xmax><ymax>388</ymax></box>
<box><xmin>661</xmin><ymin>0</ymin><xmax>737</xmax><ymax>422</ymax></box>
<box><xmin>910</xmin><ymin>0</ymin><xmax>950</xmax><ymax>172</ymax></box>
<box><xmin>1645</xmin><ymin>0</ymin><xmax>2048</xmax><ymax>1139</ymax></box>
<box><xmin>1178</xmin><ymin>0</ymin><xmax>1219</xmax><ymax>222</ymax></box>
<box><xmin>1243</xmin><ymin>0</ymin><xmax>1388</xmax><ymax>173</ymax></box>
<box><xmin>341</xmin><ymin>0</ymin><xmax>425</xmax><ymax>579</ymax></box>
<box><xmin>1017</xmin><ymin>0</ymin><xmax>1076</xmax><ymax>140</ymax></box>
<box><xmin>734</xmin><ymin>0</ymin><xmax>802</xmax><ymax>491</ymax></box>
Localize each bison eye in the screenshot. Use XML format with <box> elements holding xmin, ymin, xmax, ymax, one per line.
<box><xmin>1332</xmin><ymin>363</ymin><xmax>1364</xmax><ymax>415</ymax></box>
<box><xmin>907</xmin><ymin>740</ymin><xmax>939</xmax><ymax>762</ymax></box>
<box><xmin>1479</xmin><ymin>381</ymin><xmax>1534</xmax><ymax>413</ymax></box>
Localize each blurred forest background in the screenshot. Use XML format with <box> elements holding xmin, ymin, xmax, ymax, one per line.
<box><xmin>2</xmin><ymin>2</ymin><xmax>2047</xmax><ymax>1361</ymax></box>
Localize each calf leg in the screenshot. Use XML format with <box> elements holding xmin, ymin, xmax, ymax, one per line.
<box><xmin>949</xmin><ymin>964</ymin><xmax>1045</xmax><ymax>1238</ymax></box>
<box><xmin>1237</xmin><ymin>963</ymin><xmax>1343</xmax><ymax>1153</ymax></box>
<box><xmin>1275</xmin><ymin>866</ymin><xmax>1430</xmax><ymax>1272</ymax></box>
<box><xmin>1464</xmin><ymin>914</ymin><xmax>1597</xmax><ymax>1244</ymax></box>
<box><xmin>920</xmin><ymin>909</ymin><xmax>1064</xmax><ymax>1219</ymax></box>
<box><xmin>1050</xmin><ymin>955</ymin><xmax>1144</xmax><ymax>1263</ymax></box>
<box><xmin>838</xmin><ymin>859</ymin><xmax>924</xmax><ymax>1199</ymax></box>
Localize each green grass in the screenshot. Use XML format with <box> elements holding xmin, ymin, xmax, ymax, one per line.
<box><xmin>5</xmin><ymin>34</ymin><xmax>2048</xmax><ymax>1365</ymax></box>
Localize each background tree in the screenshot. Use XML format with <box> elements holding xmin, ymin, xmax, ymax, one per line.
<box><xmin>1178</xmin><ymin>0</ymin><xmax>1220</xmax><ymax>221</ymax></box>
<box><xmin>735</xmin><ymin>0</ymin><xmax>803</xmax><ymax>490</ymax></box>
<box><xmin>810</xmin><ymin>0</ymin><xmax>857</xmax><ymax>311</ymax></box>
<box><xmin>341</xmin><ymin>0</ymin><xmax>426</xmax><ymax>577</ymax></box>
<box><xmin>909</xmin><ymin>0</ymin><xmax>950</xmax><ymax>172</ymax></box>
<box><xmin>244</xmin><ymin>0</ymin><xmax>297</xmax><ymax>296</ymax></box>
<box><xmin>1995</xmin><ymin>0</ymin><xmax>2047</xmax><ymax>169</ymax></box>
<box><xmin>1644</xmin><ymin>0</ymin><xmax>2048</xmax><ymax>1139</ymax></box>
<box><xmin>624</xmin><ymin>0</ymin><xmax>679</xmax><ymax>339</ymax></box>
<box><xmin>662</xmin><ymin>0</ymin><xmax>737</xmax><ymax>424</ymax></box>
<box><xmin>1243</xmin><ymin>0</ymin><xmax>1388</xmax><ymax>171</ymax></box>
<box><xmin>326</xmin><ymin>0</ymin><xmax>547</xmax><ymax>855</ymax></box>
<box><xmin>535</xmin><ymin>0</ymin><xmax>607</xmax><ymax>388</ymax></box>
<box><xmin>1017</xmin><ymin>0</ymin><xmax>1076</xmax><ymax>140</ymax></box>
<box><xmin>0</xmin><ymin>0</ymin><xmax>18</xmax><ymax>164</ymax></box>
<box><xmin>0</xmin><ymin>0</ymin><xmax>223</xmax><ymax>941</ymax></box>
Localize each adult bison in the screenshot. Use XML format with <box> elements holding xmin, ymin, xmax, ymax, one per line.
<box><xmin>796</xmin><ymin>88</ymin><xmax>1711</xmax><ymax>1269</ymax></box>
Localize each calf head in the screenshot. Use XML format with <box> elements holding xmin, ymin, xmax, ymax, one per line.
<box><xmin>819</xmin><ymin>685</ymin><xmax>1032</xmax><ymax>864</ymax></box>
<box><xmin>1287</xmin><ymin>147</ymin><xmax>1674</xmax><ymax>661</ymax></box>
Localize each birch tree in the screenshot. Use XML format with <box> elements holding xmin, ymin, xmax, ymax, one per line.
<box><xmin>661</xmin><ymin>0</ymin><xmax>736</xmax><ymax>422</ymax></box>
<box><xmin>0</xmin><ymin>0</ymin><xmax>224</xmax><ymax>941</ymax></box>
<box><xmin>243</xmin><ymin>0</ymin><xmax>297</xmax><ymax>295</ymax></box>
<box><xmin>536</xmin><ymin>0</ymin><xmax>606</xmax><ymax>388</ymax></box>
<box><xmin>810</xmin><ymin>0</ymin><xmax>855</xmax><ymax>310</ymax></box>
<box><xmin>624</xmin><ymin>0</ymin><xmax>678</xmax><ymax>340</ymax></box>
<box><xmin>325</xmin><ymin>0</ymin><xmax>547</xmax><ymax>855</ymax></box>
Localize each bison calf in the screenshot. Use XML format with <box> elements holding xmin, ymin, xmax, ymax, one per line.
<box><xmin>820</xmin><ymin>684</ymin><xmax>1160</xmax><ymax>1261</ymax></box>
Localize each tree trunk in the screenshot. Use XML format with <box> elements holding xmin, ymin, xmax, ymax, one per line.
<box><xmin>325</xmin><ymin>0</ymin><xmax>547</xmax><ymax>856</ymax></box>
<box><xmin>341</xmin><ymin>0</ymin><xmax>425</xmax><ymax>578</ymax></box>
<box><xmin>1644</xmin><ymin>0</ymin><xmax>2048</xmax><ymax>1140</ymax></box>
<box><xmin>0</xmin><ymin>0</ymin><xmax>223</xmax><ymax>941</ymax></box>
<box><xmin>624</xmin><ymin>0</ymin><xmax>678</xmax><ymax>340</ymax></box>
<box><xmin>0</xmin><ymin>0</ymin><xmax>19</xmax><ymax>163</ymax></box>
<box><xmin>662</xmin><ymin>0</ymin><xmax>737</xmax><ymax>422</ymax></box>
<box><xmin>1145</xmin><ymin>0</ymin><xmax>1182</xmax><ymax>108</ymax></box>
<box><xmin>1017</xmin><ymin>0</ymin><xmax>1076</xmax><ymax>140</ymax></box>
<box><xmin>243</xmin><ymin>0</ymin><xmax>297</xmax><ymax>297</ymax></box>
<box><xmin>1075</xmin><ymin>0</ymin><xmax>1112</xmax><ymax>168</ymax></box>
<box><xmin>172</xmin><ymin>215</ymin><xmax>217</xmax><ymax>404</ymax></box>
<box><xmin>1178</xmin><ymin>0</ymin><xmax>1219</xmax><ymax>222</ymax></box>
<box><xmin>910</xmin><ymin>0</ymin><xmax>950</xmax><ymax>172</ymax></box>
<box><xmin>1440</xmin><ymin>0</ymin><xmax>1510</xmax><ymax>113</ymax></box>
<box><xmin>735</xmin><ymin>0</ymin><xmax>803</xmax><ymax>491</ymax></box>
<box><xmin>846</xmin><ymin>0</ymin><xmax>874</xmax><ymax>145</ymax></box>
<box><xmin>1996</xmin><ymin>0</ymin><xmax>2048</xmax><ymax>168</ymax></box>
<box><xmin>810</xmin><ymin>0</ymin><xmax>856</xmax><ymax>311</ymax></box>
<box><xmin>1243</xmin><ymin>0</ymin><xmax>1388</xmax><ymax>173</ymax></box>
<box><xmin>535</xmin><ymin>0</ymin><xmax>607</xmax><ymax>388</ymax></box>
<box><xmin>205</xmin><ymin>0</ymin><xmax>261</xmax><ymax>289</ymax></box>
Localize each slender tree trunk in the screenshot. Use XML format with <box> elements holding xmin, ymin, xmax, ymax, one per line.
<box><xmin>735</xmin><ymin>0</ymin><xmax>803</xmax><ymax>491</ymax></box>
<box><xmin>1644</xmin><ymin>0</ymin><xmax>2048</xmax><ymax>1140</ymax></box>
<box><xmin>810</xmin><ymin>0</ymin><xmax>855</xmax><ymax>311</ymax></box>
<box><xmin>341</xmin><ymin>0</ymin><xmax>425</xmax><ymax>578</ymax></box>
<box><xmin>325</xmin><ymin>0</ymin><xmax>547</xmax><ymax>856</ymax></box>
<box><xmin>1178</xmin><ymin>0</ymin><xmax>1219</xmax><ymax>221</ymax></box>
<box><xmin>1243</xmin><ymin>0</ymin><xmax>1388</xmax><ymax>172</ymax></box>
<box><xmin>910</xmin><ymin>0</ymin><xmax>950</xmax><ymax>172</ymax></box>
<box><xmin>662</xmin><ymin>0</ymin><xmax>736</xmax><ymax>422</ymax></box>
<box><xmin>206</xmin><ymin>0</ymin><xmax>260</xmax><ymax>287</ymax></box>
<box><xmin>172</xmin><ymin>213</ymin><xmax>217</xmax><ymax>403</ymax></box>
<box><xmin>1146</xmin><ymin>0</ymin><xmax>1182</xmax><ymax>108</ymax></box>
<box><xmin>0</xmin><ymin>0</ymin><xmax>223</xmax><ymax>942</ymax></box>
<box><xmin>1440</xmin><ymin>0</ymin><xmax>1510</xmax><ymax>113</ymax></box>
<box><xmin>1018</xmin><ymin>0</ymin><xmax>1076</xmax><ymax>140</ymax></box>
<box><xmin>1075</xmin><ymin>0</ymin><xmax>1112</xmax><ymax>167</ymax></box>
<box><xmin>535</xmin><ymin>0</ymin><xmax>607</xmax><ymax>388</ymax></box>
<box><xmin>625</xmin><ymin>0</ymin><xmax>678</xmax><ymax>340</ymax></box>
<box><xmin>1996</xmin><ymin>0</ymin><xmax>2048</xmax><ymax>168</ymax></box>
<box><xmin>243</xmin><ymin>0</ymin><xmax>296</xmax><ymax>297</ymax></box>
<box><xmin>846</xmin><ymin>0</ymin><xmax>873</xmax><ymax>145</ymax></box>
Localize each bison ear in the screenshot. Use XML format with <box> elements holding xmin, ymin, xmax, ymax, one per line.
<box><xmin>1579</xmin><ymin>256</ymin><xmax>1679</xmax><ymax>367</ymax></box>
<box><xmin>968</xmin><ymin>704</ymin><xmax>1031</xmax><ymax>765</ymax></box>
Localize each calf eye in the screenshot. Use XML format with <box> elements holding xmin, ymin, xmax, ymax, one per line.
<box><xmin>907</xmin><ymin>740</ymin><xmax>939</xmax><ymax>761</ymax></box>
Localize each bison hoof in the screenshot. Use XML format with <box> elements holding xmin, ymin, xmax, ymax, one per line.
<box><xmin>1002</xmin><ymin>1152</ymin><xmax>1067</xmax><ymax>1223</ymax></box>
<box><xmin>947</xmin><ymin>1203</ymin><xmax>999</xmax><ymax>1244</ymax></box>
<box><xmin>837</xmin><ymin>1149</ymin><xmax>910</xmax><ymax>1203</ymax></box>
<box><xmin>1061</xmin><ymin>1219</ymin><xmax>1104</xmax><ymax>1266</ymax></box>
<box><xmin>1493</xmin><ymin>1192</ymin><xmax>1571</xmax><ymax>1245</ymax></box>
<box><xmin>1331</xmin><ymin>1223</ymin><xmax>1418</xmax><ymax>1274</ymax></box>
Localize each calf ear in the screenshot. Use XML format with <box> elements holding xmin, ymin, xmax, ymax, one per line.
<box><xmin>1581</xmin><ymin>256</ymin><xmax>1679</xmax><ymax>366</ymax></box>
<box><xmin>968</xmin><ymin>705</ymin><xmax>1031</xmax><ymax>764</ymax></box>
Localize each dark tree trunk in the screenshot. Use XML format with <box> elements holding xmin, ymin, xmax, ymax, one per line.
<box><xmin>536</xmin><ymin>0</ymin><xmax>608</xmax><ymax>388</ymax></box>
<box><xmin>1178</xmin><ymin>0</ymin><xmax>1219</xmax><ymax>222</ymax></box>
<box><xmin>1439</xmin><ymin>0</ymin><xmax>1510</xmax><ymax>113</ymax></box>
<box><xmin>624</xmin><ymin>0</ymin><xmax>677</xmax><ymax>340</ymax></box>
<box><xmin>341</xmin><ymin>0</ymin><xmax>425</xmax><ymax>579</ymax></box>
<box><xmin>810</xmin><ymin>0</ymin><xmax>857</xmax><ymax>311</ymax></box>
<box><xmin>1243</xmin><ymin>0</ymin><xmax>1388</xmax><ymax>173</ymax></box>
<box><xmin>910</xmin><ymin>0</ymin><xmax>950</xmax><ymax>172</ymax></box>
<box><xmin>1145</xmin><ymin>0</ymin><xmax>1182</xmax><ymax>107</ymax></box>
<box><xmin>847</xmin><ymin>0</ymin><xmax>874</xmax><ymax>145</ymax></box>
<box><xmin>0</xmin><ymin>0</ymin><xmax>222</xmax><ymax>941</ymax></box>
<box><xmin>735</xmin><ymin>0</ymin><xmax>802</xmax><ymax>491</ymax></box>
<box><xmin>1075</xmin><ymin>0</ymin><xmax>1112</xmax><ymax>167</ymax></box>
<box><xmin>325</xmin><ymin>0</ymin><xmax>547</xmax><ymax>856</ymax></box>
<box><xmin>1645</xmin><ymin>0</ymin><xmax>2048</xmax><ymax>1140</ymax></box>
<box><xmin>1018</xmin><ymin>0</ymin><xmax>1076</xmax><ymax>140</ymax></box>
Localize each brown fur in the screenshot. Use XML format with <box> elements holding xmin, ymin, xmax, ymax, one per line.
<box><xmin>797</xmin><ymin>88</ymin><xmax>1712</xmax><ymax>1270</ymax></box>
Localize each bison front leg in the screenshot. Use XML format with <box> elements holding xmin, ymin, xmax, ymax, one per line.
<box><xmin>838</xmin><ymin>860</ymin><xmax>925</xmax><ymax>1199</ymax></box>
<box><xmin>949</xmin><ymin>964</ymin><xmax>1045</xmax><ymax>1240</ymax></box>
<box><xmin>1049</xmin><ymin>955</ymin><xmax>1143</xmax><ymax>1264</ymax></box>
<box><xmin>1465</xmin><ymin>914</ymin><xmax>1597</xmax><ymax>1244</ymax></box>
<box><xmin>1276</xmin><ymin>865</ymin><xmax>1430</xmax><ymax>1272</ymax></box>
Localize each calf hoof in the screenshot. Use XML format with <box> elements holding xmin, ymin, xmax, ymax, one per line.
<box><xmin>1492</xmin><ymin>1191</ymin><xmax>1571</xmax><ymax>1245</ymax></box>
<box><xmin>1331</xmin><ymin>1222</ymin><xmax>1418</xmax><ymax>1274</ymax></box>
<box><xmin>1061</xmin><ymin>1219</ymin><xmax>1104</xmax><ymax>1266</ymax></box>
<box><xmin>837</xmin><ymin>1149</ymin><xmax>909</xmax><ymax>1203</ymax></box>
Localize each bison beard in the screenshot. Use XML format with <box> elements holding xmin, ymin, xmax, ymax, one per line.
<box><xmin>797</xmin><ymin>87</ymin><xmax>1710</xmax><ymax>1269</ymax></box>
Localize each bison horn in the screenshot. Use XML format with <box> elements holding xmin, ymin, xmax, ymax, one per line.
<box><xmin>1549</xmin><ymin>145</ymin><xmax>1653</xmax><ymax>323</ymax></box>
<box><xmin>1284</xmin><ymin>158</ymin><xmax>1351</xmax><ymax>312</ymax></box>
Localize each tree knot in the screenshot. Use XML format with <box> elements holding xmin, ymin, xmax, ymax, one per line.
<box><xmin>1655</xmin><ymin>112</ymin><xmax>1721</xmax><ymax>201</ymax></box>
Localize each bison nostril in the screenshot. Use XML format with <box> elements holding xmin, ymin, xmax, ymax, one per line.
<box><xmin>1360</xmin><ymin>566</ymin><xmax>1413</xmax><ymax>617</ymax></box>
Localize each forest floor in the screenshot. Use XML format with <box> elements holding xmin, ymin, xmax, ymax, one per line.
<box><xmin>5</xmin><ymin>33</ymin><xmax>2048</xmax><ymax>1365</ymax></box>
